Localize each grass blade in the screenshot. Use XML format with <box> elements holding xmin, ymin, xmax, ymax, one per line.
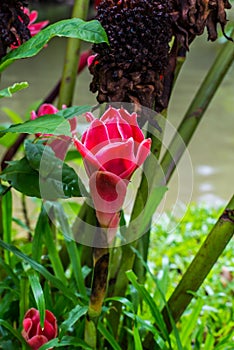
<box><xmin>0</xmin><ymin>239</ymin><xmax>77</xmax><ymax>303</ymax></box>
<box><xmin>98</xmin><ymin>321</ymin><xmax>122</xmax><ymax>350</ymax></box>
<box><xmin>27</xmin><ymin>270</ymin><xmax>46</xmax><ymax>328</ymax></box>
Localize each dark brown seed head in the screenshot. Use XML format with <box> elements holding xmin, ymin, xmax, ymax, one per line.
<box><xmin>0</xmin><ymin>0</ymin><xmax>31</xmax><ymax>59</ymax></box>
<box><xmin>89</xmin><ymin>0</ymin><xmax>173</xmax><ymax>109</ymax></box>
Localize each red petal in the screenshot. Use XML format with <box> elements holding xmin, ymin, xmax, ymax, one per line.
<box><xmin>41</xmin><ymin>319</ymin><xmax>57</xmax><ymax>340</ymax></box>
<box><xmin>73</xmin><ymin>137</ymin><xmax>104</xmax><ymax>177</ymax></box>
<box><xmin>28</xmin><ymin>335</ymin><xmax>48</xmax><ymax>350</ymax></box>
<box><xmin>95</xmin><ymin>138</ymin><xmax>135</xmax><ymax>178</ymax></box>
<box><xmin>135</xmin><ymin>138</ymin><xmax>151</xmax><ymax>167</ymax></box>
<box><xmin>89</xmin><ymin>171</ymin><xmax>127</xmax><ymax>223</ymax></box>
<box><xmin>37</xmin><ymin>104</ymin><xmax>58</xmax><ymax>116</ymax></box>
<box><xmin>82</xmin><ymin>119</ymin><xmax>109</xmax><ymax>152</ymax></box>
<box><xmin>119</xmin><ymin>108</ymin><xmax>145</xmax><ymax>143</ymax></box>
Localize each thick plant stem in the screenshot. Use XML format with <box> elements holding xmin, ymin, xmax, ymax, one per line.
<box><xmin>160</xmin><ymin>33</ymin><xmax>234</xmax><ymax>182</ymax></box>
<box><xmin>85</xmin><ymin>246</ymin><xmax>109</xmax><ymax>349</ymax></box>
<box><xmin>57</xmin><ymin>0</ymin><xmax>89</xmax><ymax>108</ymax></box>
<box><xmin>162</xmin><ymin>195</ymin><xmax>234</xmax><ymax>332</ymax></box>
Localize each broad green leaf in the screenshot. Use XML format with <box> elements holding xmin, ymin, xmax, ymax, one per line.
<box><xmin>0</xmin><ymin>239</ymin><xmax>77</xmax><ymax>303</ymax></box>
<box><xmin>0</xmin><ymin>142</ymin><xmax>85</xmax><ymax>199</ymax></box>
<box><xmin>0</xmin><ymin>105</ymin><xmax>91</xmax><ymax>138</ymax></box>
<box><xmin>60</xmin><ymin>305</ymin><xmax>88</xmax><ymax>338</ymax></box>
<box><xmin>0</xmin><ymin>19</ymin><xmax>108</xmax><ymax>72</ymax></box>
<box><xmin>0</xmin><ymin>114</ymin><xmax>70</xmax><ymax>138</ymax></box>
<box><xmin>0</xmin><ymin>125</ymin><xmax>18</xmax><ymax>148</ymax></box>
<box><xmin>0</xmin><ymin>158</ymin><xmax>41</xmax><ymax>198</ymax></box>
<box><xmin>0</xmin><ymin>82</ymin><xmax>28</xmax><ymax>98</ymax></box>
<box><xmin>55</xmin><ymin>105</ymin><xmax>92</xmax><ymax>119</ymax></box>
<box><xmin>27</xmin><ymin>271</ymin><xmax>46</xmax><ymax>328</ymax></box>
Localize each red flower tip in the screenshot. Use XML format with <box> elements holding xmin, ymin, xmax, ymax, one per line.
<box><xmin>22</xmin><ymin>308</ymin><xmax>57</xmax><ymax>350</ymax></box>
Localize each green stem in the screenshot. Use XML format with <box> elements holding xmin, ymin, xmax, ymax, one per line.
<box><xmin>57</xmin><ymin>0</ymin><xmax>89</xmax><ymax>107</ymax></box>
<box><xmin>160</xmin><ymin>33</ymin><xmax>234</xmax><ymax>182</ymax></box>
<box><xmin>162</xmin><ymin>195</ymin><xmax>234</xmax><ymax>332</ymax></box>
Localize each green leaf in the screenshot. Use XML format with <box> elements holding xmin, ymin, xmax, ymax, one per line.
<box><xmin>0</xmin><ymin>19</ymin><xmax>108</xmax><ymax>72</ymax></box>
<box><xmin>0</xmin><ymin>142</ymin><xmax>85</xmax><ymax>199</ymax></box>
<box><xmin>180</xmin><ymin>298</ymin><xmax>203</xmax><ymax>347</ymax></box>
<box><xmin>0</xmin><ymin>115</ymin><xmax>71</xmax><ymax>138</ymax></box>
<box><xmin>133</xmin><ymin>320</ymin><xmax>143</xmax><ymax>350</ymax></box>
<box><xmin>60</xmin><ymin>305</ymin><xmax>88</xmax><ymax>338</ymax></box>
<box><xmin>56</xmin><ymin>105</ymin><xmax>92</xmax><ymax>120</ymax></box>
<box><xmin>0</xmin><ymin>257</ymin><xmax>19</xmax><ymax>286</ymax></box>
<box><xmin>53</xmin><ymin>202</ymin><xmax>87</xmax><ymax>298</ymax></box>
<box><xmin>130</xmin><ymin>248</ymin><xmax>182</xmax><ymax>350</ymax></box>
<box><xmin>32</xmin><ymin>207</ymin><xmax>45</xmax><ymax>262</ymax></box>
<box><xmin>27</xmin><ymin>271</ymin><xmax>46</xmax><ymax>328</ymax></box>
<box><xmin>0</xmin><ymin>319</ymin><xmax>25</xmax><ymax>343</ymax></box>
<box><xmin>0</xmin><ymin>239</ymin><xmax>77</xmax><ymax>303</ymax></box>
<box><xmin>98</xmin><ymin>322</ymin><xmax>122</xmax><ymax>350</ymax></box>
<box><xmin>126</xmin><ymin>270</ymin><xmax>170</xmax><ymax>344</ymax></box>
<box><xmin>41</xmin><ymin>206</ymin><xmax>67</xmax><ymax>286</ymax></box>
<box><xmin>2</xmin><ymin>189</ymin><xmax>12</xmax><ymax>266</ymax></box>
<box><xmin>0</xmin><ymin>158</ymin><xmax>41</xmax><ymax>198</ymax></box>
<box><xmin>0</xmin><ymin>105</ymin><xmax>91</xmax><ymax>139</ymax></box>
<box><xmin>0</xmin><ymin>82</ymin><xmax>28</xmax><ymax>98</ymax></box>
<box><xmin>39</xmin><ymin>336</ymin><xmax>92</xmax><ymax>349</ymax></box>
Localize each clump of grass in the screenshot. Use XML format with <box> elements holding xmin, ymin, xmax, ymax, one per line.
<box><xmin>145</xmin><ymin>204</ymin><xmax>234</xmax><ymax>349</ymax></box>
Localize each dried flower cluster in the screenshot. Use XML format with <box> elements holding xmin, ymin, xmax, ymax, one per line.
<box><xmin>0</xmin><ymin>0</ymin><xmax>31</xmax><ymax>59</ymax></box>
<box><xmin>172</xmin><ymin>0</ymin><xmax>232</xmax><ymax>48</ymax></box>
<box><xmin>89</xmin><ymin>0</ymin><xmax>173</xmax><ymax>108</ymax></box>
<box><xmin>89</xmin><ymin>0</ymin><xmax>232</xmax><ymax>113</ymax></box>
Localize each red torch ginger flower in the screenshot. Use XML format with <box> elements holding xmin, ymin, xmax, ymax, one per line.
<box><xmin>73</xmin><ymin>106</ymin><xmax>151</xmax><ymax>229</ymax></box>
<box><xmin>22</xmin><ymin>308</ymin><xmax>57</xmax><ymax>350</ymax></box>
<box><xmin>31</xmin><ymin>103</ymin><xmax>76</xmax><ymax>160</ymax></box>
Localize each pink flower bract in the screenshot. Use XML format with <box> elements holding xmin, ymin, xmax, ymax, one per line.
<box><xmin>31</xmin><ymin>103</ymin><xmax>76</xmax><ymax>160</ymax></box>
<box><xmin>22</xmin><ymin>308</ymin><xmax>57</xmax><ymax>350</ymax></box>
<box><xmin>73</xmin><ymin>106</ymin><xmax>151</xmax><ymax>228</ymax></box>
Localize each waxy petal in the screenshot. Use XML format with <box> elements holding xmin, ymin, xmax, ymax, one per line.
<box><xmin>135</xmin><ymin>138</ymin><xmax>151</xmax><ymax>167</ymax></box>
<box><xmin>82</xmin><ymin>119</ymin><xmax>110</xmax><ymax>152</ymax></box>
<box><xmin>95</xmin><ymin>138</ymin><xmax>135</xmax><ymax>177</ymax></box>
<box><xmin>89</xmin><ymin>171</ymin><xmax>127</xmax><ymax>219</ymax></box>
<box><xmin>119</xmin><ymin>107</ymin><xmax>145</xmax><ymax>143</ymax></box>
<box><xmin>28</xmin><ymin>335</ymin><xmax>48</xmax><ymax>350</ymax></box>
<box><xmin>37</xmin><ymin>104</ymin><xmax>58</xmax><ymax>116</ymax></box>
<box><xmin>73</xmin><ymin>137</ymin><xmax>104</xmax><ymax>177</ymax></box>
